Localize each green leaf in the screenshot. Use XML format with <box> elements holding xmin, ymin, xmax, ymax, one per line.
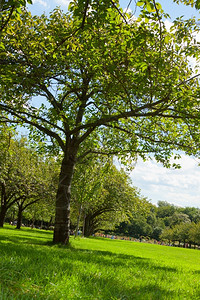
<box><xmin>137</xmin><ymin>1</ymin><xmax>145</xmax><ymax>7</ymax></box>
<box><xmin>164</xmin><ymin>35</ymin><xmax>170</xmax><ymax>43</ymax></box>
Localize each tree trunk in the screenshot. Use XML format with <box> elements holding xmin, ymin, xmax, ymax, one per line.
<box><xmin>83</xmin><ymin>214</ymin><xmax>94</xmax><ymax>237</ymax></box>
<box><xmin>0</xmin><ymin>205</ymin><xmax>7</xmax><ymax>227</ymax></box>
<box><xmin>0</xmin><ymin>182</ymin><xmax>7</xmax><ymax>227</ymax></box>
<box><xmin>82</xmin><ymin>212</ymin><xmax>86</xmax><ymax>237</ymax></box>
<box><xmin>53</xmin><ymin>146</ymin><xmax>78</xmax><ymax>244</ymax></box>
<box><xmin>16</xmin><ymin>206</ymin><xmax>23</xmax><ymax>229</ymax></box>
<box><xmin>75</xmin><ymin>204</ymin><xmax>82</xmax><ymax>238</ymax></box>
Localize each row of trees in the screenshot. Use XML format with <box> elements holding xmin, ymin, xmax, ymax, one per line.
<box><xmin>0</xmin><ymin>0</ymin><xmax>200</xmax><ymax>243</ymax></box>
<box><xmin>115</xmin><ymin>201</ymin><xmax>200</xmax><ymax>245</ymax></box>
<box><xmin>2</xmin><ymin>126</ymin><xmax>200</xmax><ymax>245</ymax></box>
<box><xmin>0</xmin><ymin>127</ymin><xmax>149</xmax><ymax>234</ymax></box>
<box><xmin>161</xmin><ymin>222</ymin><xmax>200</xmax><ymax>247</ymax></box>
<box><xmin>0</xmin><ymin>125</ymin><xmax>57</xmax><ymax>229</ymax></box>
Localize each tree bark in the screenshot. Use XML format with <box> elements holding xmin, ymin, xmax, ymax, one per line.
<box><xmin>53</xmin><ymin>145</ymin><xmax>78</xmax><ymax>244</ymax></box>
<box><xmin>0</xmin><ymin>205</ymin><xmax>7</xmax><ymax>227</ymax></box>
<box><xmin>16</xmin><ymin>206</ymin><xmax>23</xmax><ymax>229</ymax></box>
<box><xmin>83</xmin><ymin>214</ymin><xmax>94</xmax><ymax>237</ymax></box>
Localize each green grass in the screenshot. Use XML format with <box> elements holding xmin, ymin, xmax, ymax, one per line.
<box><xmin>1</xmin><ymin>226</ymin><xmax>200</xmax><ymax>299</ymax></box>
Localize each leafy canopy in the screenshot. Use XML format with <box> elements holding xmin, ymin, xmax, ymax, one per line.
<box><xmin>0</xmin><ymin>4</ymin><xmax>200</xmax><ymax>167</ymax></box>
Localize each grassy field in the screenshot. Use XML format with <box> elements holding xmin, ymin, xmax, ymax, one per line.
<box><xmin>0</xmin><ymin>226</ymin><xmax>200</xmax><ymax>299</ymax></box>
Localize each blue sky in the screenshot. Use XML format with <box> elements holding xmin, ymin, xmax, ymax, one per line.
<box><xmin>26</xmin><ymin>0</ymin><xmax>200</xmax><ymax>208</ymax></box>
<box><xmin>27</xmin><ymin>0</ymin><xmax>200</xmax><ymax>19</ymax></box>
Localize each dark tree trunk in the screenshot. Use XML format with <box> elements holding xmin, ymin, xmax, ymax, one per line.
<box><xmin>83</xmin><ymin>214</ymin><xmax>94</xmax><ymax>237</ymax></box>
<box><xmin>16</xmin><ymin>206</ymin><xmax>23</xmax><ymax>229</ymax></box>
<box><xmin>53</xmin><ymin>145</ymin><xmax>78</xmax><ymax>244</ymax></box>
<box><xmin>0</xmin><ymin>205</ymin><xmax>7</xmax><ymax>227</ymax></box>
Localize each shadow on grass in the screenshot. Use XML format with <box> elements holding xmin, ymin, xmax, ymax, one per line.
<box><xmin>0</xmin><ymin>226</ymin><xmax>53</xmax><ymax>246</ymax></box>
<box><xmin>0</xmin><ymin>228</ymin><xmax>197</xmax><ymax>299</ymax></box>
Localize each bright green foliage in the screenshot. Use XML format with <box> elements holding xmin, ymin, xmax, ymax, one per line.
<box><xmin>116</xmin><ymin>201</ymin><xmax>200</xmax><ymax>241</ymax></box>
<box><xmin>173</xmin><ymin>0</ymin><xmax>200</xmax><ymax>9</ymax></box>
<box><xmin>71</xmin><ymin>158</ymin><xmax>149</xmax><ymax>236</ymax></box>
<box><xmin>138</xmin><ymin>0</ymin><xmax>200</xmax><ymax>10</ymax></box>
<box><xmin>161</xmin><ymin>221</ymin><xmax>200</xmax><ymax>246</ymax></box>
<box><xmin>0</xmin><ymin>134</ymin><xmax>57</xmax><ymax>228</ymax></box>
<box><xmin>189</xmin><ymin>222</ymin><xmax>200</xmax><ymax>244</ymax></box>
<box><xmin>0</xmin><ymin>6</ymin><xmax>199</xmax><ymax>164</ymax></box>
<box><xmin>0</xmin><ymin>0</ymin><xmax>32</xmax><ymax>33</ymax></box>
<box><xmin>0</xmin><ymin>1</ymin><xmax>200</xmax><ymax>243</ymax></box>
<box><xmin>116</xmin><ymin>207</ymin><xmax>165</xmax><ymax>239</ymax></box>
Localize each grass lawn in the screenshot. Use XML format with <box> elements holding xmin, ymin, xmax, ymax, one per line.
<box><xmin>0</xmin><ymin>226</ymin><xmax>200</xmax><ymax>299</ymax></box>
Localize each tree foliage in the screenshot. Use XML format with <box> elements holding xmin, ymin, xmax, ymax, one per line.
<box><xmin>71</xmin><ymin>158</ymin><xmax>149</xmax><ymax>236</ymax></box>
<box><xmin>0</xmin><ymin>131</ymin><xmax>58</xmax><ymax>228</ymax></box>
<box><xmin>0</xmin><ymin>0</ymin><xmax>32</xmax><ymax>33</ymax></box>
<box><xmin>0</xmin><ymin>1</ymin><xmax>200</xmax><ymax>243</ymax></box>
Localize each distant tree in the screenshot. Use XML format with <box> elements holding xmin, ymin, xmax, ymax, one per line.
<box><xmin>189</xmin><ymin>222</ymin><xmax>200</xmax><ymax>246</ymax></box>
<box><xmin>0</xmin><ymin>135</ymin><xmax>57</xmax><ymax>228</ymax></box>
<box><xmin>72</xmin><ymin>158</ymin><xmax>148</xmax><ymax>237</ymax></box>
<box><xmin>14</xmin><ymin>155</ymin><xmax>58</xmax><ymax>229</ymax></box>
<box><xmin>181</xmin><ymin>207</ymin><xmax>200</xmax><ymax>223</ymax></box>
<box><xmin>160</xmin><ymin>227</ymin><xmax>174</xmax><ymax>244</ymax></box>
<box><xmin>157</xmin><ymin>201</ymin><xmax>176</xmax><ymax>219</ymax></box>
<box><xmin>127</xmin><ymin>217</ymin><xmax>153</xmax><ymax>239</ymax></box>
<box><xmin>173</xmin><ymin>223</ymin><xmax>193</xmax><ymax>247</ymax></box>
<box><xmin>161</xmin><ymin>222</ymin><xmax>193</xmax><ymax>247</ymax></box>
<box><xmin>168</xmin><ymin>212</ymin><xmax>191</xmax><ymax>228</ymax></box>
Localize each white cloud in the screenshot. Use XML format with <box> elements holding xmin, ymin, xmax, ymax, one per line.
<box><xmin>130</xmin><ymin>155</ymin><xmax>200</xmax><ymax>208</ymax></box>
<box><xmin>164</xmin><ymin>19</ymin><xmax>173</xmax><ymax>31</ymax></box>
<box><xmin>32</xmin><ymin>0</ymin><xmax>48</xmax><ymax>7</ymax></box>
<box><xmin>123</xmin><ymin>7</ymin><xmax>132</xmax><ymax>15</ymax></box>
<box><xmin>54</xmin><ymin>0</ymin><xmax>71</xmax><ymax>6</ymax></box>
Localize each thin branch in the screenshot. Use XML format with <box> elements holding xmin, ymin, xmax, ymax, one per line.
<box><xmin>0</xmin><ymin>103</ymin><xmax>65</xmax><ymax>133</ymax></box>
<box><xmin>0</xmin><ymin>5</ymin><xmax>15</xmax><ymax>32</ymax></box>
<box><xmin>0</xmin><ymin>104</ymin><xmax>65</xmax><ymax>151</ymax></box>
<box><xmin>81</xmin><ymin>0</ymin><xmax>90</xmax><ymax>29</ymax></box>
<box><xmin>111</xmin><ymin>0</ymin><xmax>128</xmax><ymax>24</ymax></box>
<box><xmin>77</xmin><ymin>127</ymin><xmax>95</xmax><ymax>145</ymax></box>
<box><xmin>23</xmin><ymin>198</ymin><xmax>41</xmax><ymax>210</ymax></box>
<box><xmin>69</xmin><ymin>96</ymin><xmax>171</xmax><ymax>135</ymax></box>
<box><xmin>178</xmin><ymin>73</ymin><xmax>200</xmax><ymax>85</ymax></box>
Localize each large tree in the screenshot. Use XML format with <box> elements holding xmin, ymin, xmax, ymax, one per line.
<box><xmin>0</xmin><ymin>1</ymin><xmax>200</xmax><ymax>243</ymax></box>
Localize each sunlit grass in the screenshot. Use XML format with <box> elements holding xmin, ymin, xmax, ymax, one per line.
<box><xmin>1</xmin><ymin>225</ymin><xmax>200</xmax><ymax>299</ymax></box>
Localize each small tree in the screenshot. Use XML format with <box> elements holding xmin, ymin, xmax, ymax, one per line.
<box><xmin>72</xmin><ymin>158</ymin><xmax>148</xmax><ymax>237</ymax></box>
<box><xmin>0</xmin><ymin>135</ymin><xmax>57</xmax><ymax>227</ymax></box>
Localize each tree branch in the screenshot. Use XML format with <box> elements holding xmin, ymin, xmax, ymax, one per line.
<box><xmin>0</xmin><ymin>104</ymin><xmax>65</xmax><ymax>151</ymax></box>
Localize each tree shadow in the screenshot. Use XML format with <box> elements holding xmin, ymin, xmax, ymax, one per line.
<box><xmin>0</xmin><ymin>229</ymin><xmax>198</xmax><ymax>299</ymax></box>
<box><xmin>0</xmin><ymin>226</ymin><xmax>53</xmax><ymax>245</ymax></box>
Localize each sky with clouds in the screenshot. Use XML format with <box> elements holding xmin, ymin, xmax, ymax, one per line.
<box><xmin>26</xmin><ymin>0</ymin><xmax>200</xmax><ymax>208</ymax></box>
<box><xmin>130</xmin><ymin>155</ymin><xmax>200</xmax><ymax>208</ymax></box>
